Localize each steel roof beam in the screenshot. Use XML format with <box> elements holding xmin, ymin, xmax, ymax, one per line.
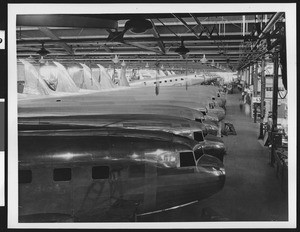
<box><xmin>38</xmin><ymin>27</ymin><xmax>74</xmax><ymax>55</ymax></box>
<box><xmin>150</xmin><ymin>19</ymin><xmax>166</xmax><ymax>54</ymax></box>
<box><xmin>190</xmin><ymin>14</ymin><xmax>211</xmax><ymax>39</ymax></box>
<box><xmin>172</xmin><ymin>14</ymin><xmax>201</xmax><ymax>39</ymax></box>
<box><xmin>17</xmin><ymin>35</ymin><xmax>250</xmax><ymax>44</ymax></box>
<box><xmin>102</xmin><ymin>44</ymin><xmax>113</xmax><ymax>53</ymax></box>
<box><xmin>123</xmin><ymin>42</ymin><xmax>164</xmax><ymax>55</ymax></box>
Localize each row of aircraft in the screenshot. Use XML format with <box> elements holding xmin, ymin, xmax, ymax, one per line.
<box><xmin>17</xmin><ymin>60</ymin><xmax>231</xmax><ymax>222</ymax></box>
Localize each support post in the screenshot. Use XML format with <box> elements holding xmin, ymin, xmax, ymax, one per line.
<box><xmin>254</xmin><ymin>104</ymin><xmax>257</xmax><ymax>123</ymax></box>
<box><xmin>242</xmin><ymin>15</ymin><xmax>246</xmax><ymax>36</ymax></box>
<box><xmin>248</xmin><ymin>66</ymin><xmax>251</xmax><ymax>85</ymax></box>
<box><xmin>246</xmin><ymin>67</ymin><xmax>249</xmax><ymax>85</ymax></box>
<box><xmin>270</xmin><ymin>52</ymin><xmax>279</xmax><ymax>166</ymax></box>
<box><xmin>253</xmin><ymin>62</ymin><xmax>258</xmax><ymax>97</ymax></box>
<box><xmin>250</xmin><ymin>65</ymin><xmax>253</xmax><ymax>85</ymax></box>
<box><xmin>258</xmin><ymin>57</ymin><xmax>266</xmax><ymax>139</ymax></box>
<box><xmin>185</xmin><ymin>58</ymin><xmax>188</xmax><ymax>76</ymax></box>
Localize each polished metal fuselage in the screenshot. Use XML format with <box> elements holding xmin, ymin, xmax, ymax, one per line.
<box><xmin>18</xmin><ymin>128</ymin><xmax>225</xmax><ymax>222</ymax></box>
<box><xmin>19</xmin><ymin>114</ymin><xmax>226</xmax><ymax>161</ymax></box>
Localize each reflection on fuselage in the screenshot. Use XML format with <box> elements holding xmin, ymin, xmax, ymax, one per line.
<box><xmin>18</xmin><ymin>128</ymin><xmax>225</xmax><ymax>222</ymax></box>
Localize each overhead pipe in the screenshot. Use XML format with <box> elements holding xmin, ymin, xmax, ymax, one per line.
<box><xmin>242</xmin><ymin>15</ymin><xmax>246</xmax><ymax>37</ymax></box>
<box><xmin>239</xmin><ymin>33</ymin><xmax>283</xmax><ymax>70</ymax></box>
<box><xmin>238</xmin><ymin>12</ymin><xmax>284</xmax><ymax>70</ymax></box>
<box><xmin>252</xmin><ymin>12</ymin><xmax>284</xmax><ymax>53</ymax></box>
<box><xmin>17</xmin><ymin>35</ymin><xmax>250</xmax><ymax>45</ymax></box>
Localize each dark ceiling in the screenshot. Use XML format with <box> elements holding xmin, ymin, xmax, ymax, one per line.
<box><xmin>16</xmin><ymin>12</ymin><xmax>284</xmax><ymax>71</ymax></box>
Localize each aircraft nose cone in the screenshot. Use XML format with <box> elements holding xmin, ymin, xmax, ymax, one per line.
<box><xmin>196</xmin><ymin>154</ymin><xmax>226</xmax><ymax>188</ymax></box>
<box><xmin>197</xmin><ymin>154</ymin><xmax>224</xmax><ymax>170</ymax></box>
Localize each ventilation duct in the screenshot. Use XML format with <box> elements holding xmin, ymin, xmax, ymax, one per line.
<box><xmin>124</xmin><ymin>18</ymin><xmax>153</xmax><ymax>34</ymax></box>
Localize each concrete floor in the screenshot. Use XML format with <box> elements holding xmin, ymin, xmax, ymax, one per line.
<box><xmin>140</xmin><ymin>91</ymin><xmax>288</xmax><ymax>222</ymax></box>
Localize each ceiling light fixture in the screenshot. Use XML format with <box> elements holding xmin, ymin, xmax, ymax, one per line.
<box><xmin>39</xmin><ymin>56</ymin><xmax>45</xmax><ymax>64</ymax></box>
<box><xmin>200</xmin><ymin>54</ymin><xmax>207</xmax><ymax>63</ymax></box>
<box><xmin>36</xmin><ymin>42</ymin><xmax>50</xmax><ymax>57</ymax></box>
<box><xmin>175</xmin><ymin>39</ymin><xmax>189</xmax><ymax>56</ymax></box>
<box><xmin>112</xmin><ymin>54</ymin><xmax>120</xmax><ymax>64</ymax></box>
<box><xmin>121</xmin><ymin>60</ymin><xmax>126</xmax><ymax>67</ymax></box>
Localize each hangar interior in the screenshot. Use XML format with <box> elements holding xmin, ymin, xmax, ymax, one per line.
<box><xmin>16</xmin><ymin>11</ymin><xmax>289</xmax><ymax>222</ymax></box>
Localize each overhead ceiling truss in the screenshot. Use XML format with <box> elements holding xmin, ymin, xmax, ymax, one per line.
<box><xmin>16</xmin><ymin>13</ymin><xmax>280</xmax><ymax>71</ymax></box>
<box><xmin>39</xmin><ymin>27</ymin><xmax>74</xmax><ymax>55</ymax></box>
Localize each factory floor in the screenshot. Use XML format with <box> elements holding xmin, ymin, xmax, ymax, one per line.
<box><xmin>140</xmin><ymin>90</ymin><xmax>289</xmax><ymax>222</ymax></box>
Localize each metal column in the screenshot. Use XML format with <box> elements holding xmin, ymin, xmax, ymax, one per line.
<box><xmin>247</xmin><ymin>66</ymin><xmax>250</xmax><ymax>85</ymax></box>
<box><xmin>250</xmin><ymin>66</ymin><xmax>252</xmax><ymax>85</ymax></box>
<box><xmin>185</xmin><ymin>58</ymin><xmax>188</xmax><ymax>76</ymax></box>
<box><xmin>252</xmin><ymin>63</ymin><xmax>259</xmax><ymax>122</ymax></box>
<box><xmin>250</xmin><ymin>65</ymin><xmax>253</xmax><ymax>86</ymax></box>
<box><xmin>253</xmin><ymin>63</ymin><xmax>258</xmax><ymax>97</ymax></box>
<box><xmin>270</xmin><ymin>52</ymin><xmax>279</xmax><ymax>166</ymax></box>
<box><xmin>258</xmin><ymin>58</ymin><xmax>266</xmax><ymax>139</ymax></box>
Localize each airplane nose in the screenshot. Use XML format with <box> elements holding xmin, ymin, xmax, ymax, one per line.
<box><xmin>197</xmin><ymin>154</ymin><xmax>225</xmax><ymax>175</ymax></box>
<box><xmin>197</xmin><ymin>154</ymin><xmax>224</xmax><ymax>170</ymax></box>
<box><xmin>196</xmin><ymin>154</ymin><xmax>226</xmax><ymax>190</ymax></box>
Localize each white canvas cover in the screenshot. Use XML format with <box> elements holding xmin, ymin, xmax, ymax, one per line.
<box><xmin>19</xmin><ymin>59</ymin><xmax>52</xmax><ymax>95</ymax></box>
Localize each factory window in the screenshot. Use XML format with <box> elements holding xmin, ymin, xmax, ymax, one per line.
<box><xmin>53</xmin><ymin>168</ymin><xmax>71</xmax><ymax>181</ymax></box>
<box><xmin>129</xmin><ymin>164</ymin><xmax>145</xmax><ymax>178</ymax></box>
<box><xmin>194</xmin><ymin>131</ymin><xmax>204</xmax><ymax>142</ymax></box>
<box><xmin>92</xmin><ymin>166</ymin><xmax>110</xmax><ymax>179</ymax></box>
<box><xmin>180</xmin><ymin>152</ymin><xmax>196</xmax><ymax>167</ymax></box>
<box><xmin>19</xmin><ymin>169</ymin><xmax>32</xmax><ymax>184</ymax></box>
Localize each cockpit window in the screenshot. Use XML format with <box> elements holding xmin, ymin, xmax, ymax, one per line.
<box><xmin>179</xmin><ymin>152</ymin><xmax>195</xmax><ymax>167</ymax></box>
<box><xmin>19</xmin><ymin>169</ymin><xmax>32</xmax><ymax>184</ymax></box>
<box><xmin>194</xmin><ymin>131</ymin><xmax>204</xmax><ymax>142</ymax></box>
<box><xmin>53</xmin><ymin>168</ymin><xmax>71</xmax><ymax>182</ymax></box>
